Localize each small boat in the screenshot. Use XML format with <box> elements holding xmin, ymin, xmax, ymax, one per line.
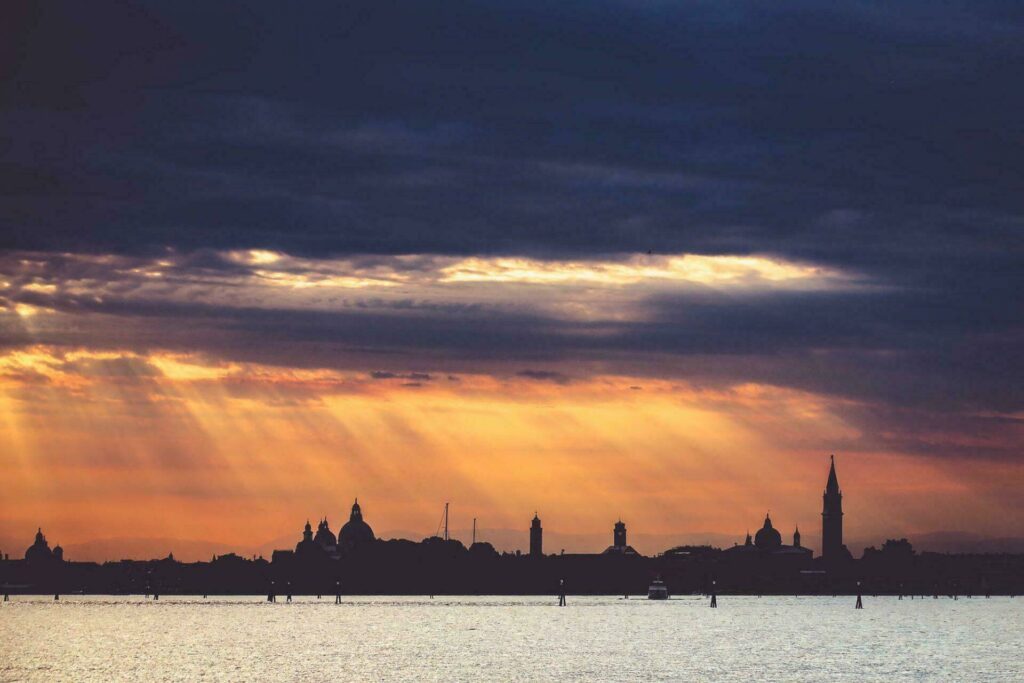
<box><xmin>647</xmin><ymin>578</ymin><xmax>669</xmax><ymax>600</ymax></box>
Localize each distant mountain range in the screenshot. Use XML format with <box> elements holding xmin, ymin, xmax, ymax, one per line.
<box><xmin>4</xmin><ymin>529</ymin><xmax>1023</xmax><ymax>564</ymax></box>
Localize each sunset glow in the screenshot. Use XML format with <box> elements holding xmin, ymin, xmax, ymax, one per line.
<box><xmin>1</xmin><ymin>341</ymin><xmax>1019</xmax><ymax>560</ymax></box>
<box><xmin>2</xmin><ymin>0</ymin><xmax>1022</xmax><ymax>568</ymax></box>
<box><xmin>5</xmin><ymin>4</ymin><xmax>1024</xmax><ymax>681</ymax></box>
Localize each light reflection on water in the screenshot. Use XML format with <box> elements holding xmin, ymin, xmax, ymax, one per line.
<box><xmin>2</xmin><ymin>595</ymin><xmax>1021</xmax><ymax>681</ymax></box>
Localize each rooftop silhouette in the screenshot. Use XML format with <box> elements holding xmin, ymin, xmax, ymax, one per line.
<box><xmin>4</xmin><ymin>456</ymin><xmax>1023</xmax><ymax>596</ymax></box>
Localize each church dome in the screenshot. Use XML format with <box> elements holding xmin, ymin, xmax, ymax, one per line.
<box><xmin>25</xmin><ymin>527</ymin><xmax>53</xmax><ymax>564</ymax></box>
<box><xmin>338</xmin><ymin>499</ymin><xmax>376</xmax><ymax>551</ymax></box>
<box><xmin>295</xmin><ymin>518</ymin><xmax>327</xmax><ymax>559</ymax></box>
<box><xmin>754</xmin><ymin>514</ymin><xmax>782</xmax><ymax>550</ymax></box>
<box><xmin>314</xmin><ymin>519</ymin><xmax>337</xmax><ymax>548</ymax></box>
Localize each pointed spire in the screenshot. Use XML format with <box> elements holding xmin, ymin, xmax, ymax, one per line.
<box><xmin>826</xmin><ymin>454</ymin><xmax>840</xmax><ymax>494</ymax></box>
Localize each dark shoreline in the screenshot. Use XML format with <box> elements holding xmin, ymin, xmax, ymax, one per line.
<box><xmin>4</xmin><ymin>547</ymin><xmax>1022</xmax><ymax>598</ymax></box>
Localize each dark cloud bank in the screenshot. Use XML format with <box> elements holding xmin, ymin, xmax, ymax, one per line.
<box><xmin>1</xmin><ymin>1</ymin><xmax>1022</xmax><ymax>460</ymax></box>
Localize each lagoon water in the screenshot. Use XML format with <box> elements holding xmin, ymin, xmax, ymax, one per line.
<box><xmin>2</xmin><ymin>595</ymin><xmax>1022</xmax><ymax>681</ymax></box>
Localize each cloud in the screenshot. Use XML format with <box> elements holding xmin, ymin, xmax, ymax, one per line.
<box><xmin>0</xmin><ymin>245</ymin><xmax>1020</xmax><ymax>428</ymax></box>
<box><xmin>0</xmin><ymin>0</ymin><xmax>1020</xmax><ymax>491</ymax></box>
<box><xmin>0</xmin><ymin>1</ymin><xmax>1021</xmax><ymax>274</ymax></box>
<box><xmin>370</xmin><ymin>371</ymin><xmax>433</xmax><ymax>382</ymax></box>
<box><xmin>516</xmin><ymin>370</ymin><xmax>573</xmax><ymax>385</ymax></box>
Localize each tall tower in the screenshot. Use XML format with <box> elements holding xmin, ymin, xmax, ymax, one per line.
<box><xmin>613</xmin><ymin>520</ymin><xmax>627</xmax><ymax>548</ymax></box>
<box><xmin>822</xmin><ymin>454</ymin><xmax>843</xmax><ymax>560</ymax></box>
<box><xmin>529</xmin><ymin>513</ymin><xmax>543</xmax><ymax>557</ymax></box>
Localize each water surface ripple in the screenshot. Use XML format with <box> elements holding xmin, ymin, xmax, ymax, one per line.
<box><xmin>2</xmin><ymin>595</ymin><xmax>1021</xmax><ymax>681</ymax></box>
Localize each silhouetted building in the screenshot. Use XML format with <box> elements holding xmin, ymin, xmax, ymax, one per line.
<box><xmin>755</xmin><ymin>513</ymin><xmax>782</xmax><ymax>550</ymax></box>
<box><xmin>338</xmin><ymin>499</ymin><xmax>375</xmax><ymax>554</ymax></box>
<box><xmin>822</xmin><ymin>455</ymin><xmax>851</xmax><ymax>561</ymax></box>
<box><xmin>271</xmin><ymin>549</ymin><xmax>294</xmax><ymax>564</ymax></box>
<box><xmin>726</xmin><ymin>514</ymin><xmax>812</xmax><ymax>560</ymax></box>
<box><xmin>725</xmin><ymin>531</ymin><xmax>759</xmax><ymax>557</ymax></box>
<box><xmin>530</xmin><ymin>513</ymin><xmax>543</xmax><ymax>557</ymax></box>
<box><xmin>661</xmin><ymin>545</ymin><xmax>718</xmax><ymax>559</ymax></box>
<box><xmin>24</xmin><ymin>528</ymin><xmax>58</xmax><ymax>565</ymax></box>
<box><xmin>314</xmin><ymin>518</ymin><xmax>338</xmax><ymax>557</ymax></box>
<box><xmin>10</xmin><ymin>466</ymin><xmax>1024</xmax><ymax>596</ymax></box>
<box><xmin>295</xmin><ymin>520</ymin><xmax>326</xmax><ymax>560</ymax></box>
<box><xmin>283</xmin><ymin>500</ymin><xmax>376</xmax><ymax>563</ymax></box>
<box><xmin>602</xmin><ymin>519</ymin><xmax>638</xmax><ymax>555</ymax></box>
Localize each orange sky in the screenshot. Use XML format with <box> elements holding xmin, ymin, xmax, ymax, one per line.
<box><xmin>1</xmin><ymin>345</ymin><xmax>1020</xmax><ymax>561</ymax></box>
<box><xmin>6</xmin><ymin>0</ymin><xmax>1024</xmax><ymax>566</ymax></box>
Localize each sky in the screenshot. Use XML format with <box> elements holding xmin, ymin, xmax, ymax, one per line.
<box><xmin>1</xmin><ymin>0</ymin><xmax>1022</xmax><ymax>560</ymax></box>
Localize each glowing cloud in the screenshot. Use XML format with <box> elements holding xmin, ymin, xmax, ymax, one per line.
<box><xmin>0</xmin><ymin>249</ymin><xmax>860</xmax><ymax>323</ymax></box>
<box><xmin>0</xmin><ymin>345</ymin><xmax>1019</xmax><ymax>561</ymax></box>
<box><xmin>437</xmin><ymin>254</ymin><xmax>838</xmax><ymax>287</ymax></box>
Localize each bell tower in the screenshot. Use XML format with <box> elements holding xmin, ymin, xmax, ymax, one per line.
<box><xmin>822</xmin><ymin>455</ymin><xmax>844</xmax><ymax>560</ymax></box>
<box><xmin>613</xmin><ymin>520</ymin><xmax>627</xmax><ymax>548</ymax></box>
<box><xmin>529</xmin><ymin>513</ymin><xmax>543</xmax><ymax>557</ymax></box>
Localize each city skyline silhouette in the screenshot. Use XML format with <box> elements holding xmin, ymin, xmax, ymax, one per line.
<box><xmin>6</xmin><ymin>452</ymin><xmax>1023</xmax><ymax>564</ymax></box>
<box><xmin>9</xmin><ymin>455</ymin><xmax>852</xmax><ymax>564</ymax></box>
<box><xmin>4</xmin><ymin>1</ymin><xmax>1024</xmax><ymax>679</ymax></box>
<box><xmin>5</xmin><ymin>456</ymin><xmax>1023</xmax><ymax>598</ymax></box>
